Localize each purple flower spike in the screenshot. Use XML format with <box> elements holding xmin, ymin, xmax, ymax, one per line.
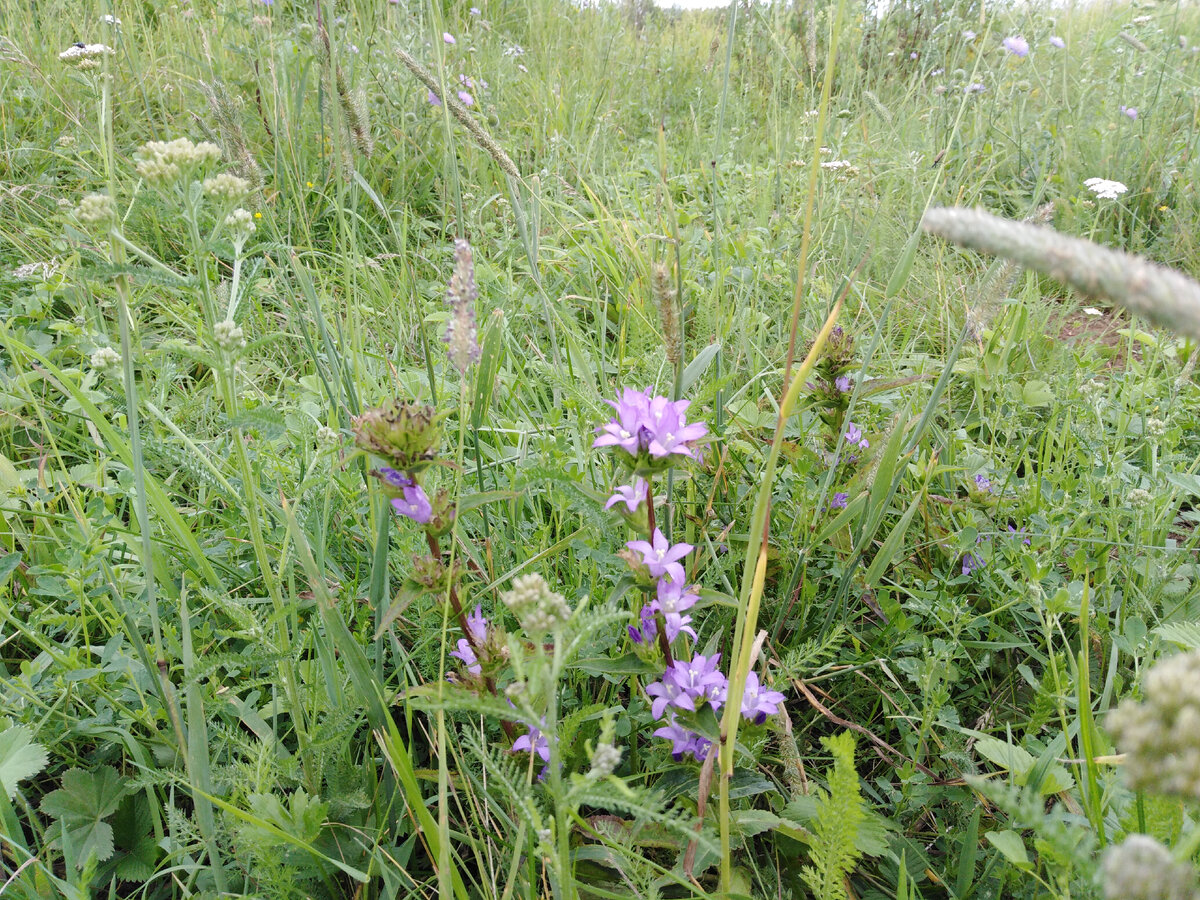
<box><xmin>844</xmin><ymin>423</ymin><xmax>869</xmax><ymax>450</ymax></box>
<box><xmin>1003</xmin><ymin>35</ymin><xmax>1030</xmax><ymax>57</ymax></box>
<box><xmin>741</xmin><ymin>672</ymin><xmax>786</xmax><ymax>724</ymax></box>
<box><xmin>653</xmin><ymin>720</ymin><xmax>711</xmax><ymax>761</ymax></box>
<box><xmin>392</xmin><ymin>483</ymin><xmax>433</xmax><ymax>523</ymax></box>
<box><xmin>626</xmin><ymin>528</ymin><xmax>693</xmax><ymax>585</ymax></box>
<box><xmin>450</xmin><ymin>639</ymin><xmax>481</xmax><ymax>674</ymax></box>
<box><xmin>830</xmin><ymin>492</ymin><xmax>849</xmax><ymax>510</ymax></box>
<box><xmin>835</xmin><ymin>375</ymin><xmax>852</xmax><ymax>393</ymax></box>
<box><xmin>605</xmin><ymin>477</ymin><xmax>648</xmax><ymax>513</ymax></box>
<box><xmin>512</xmin><ymin>728</ymin><xmax>551</xmax><ymax>763</ymax></box>
<box><xmin>645</xmin><ymin>653</ymin><xmax>727</xmax><ymax>719</ymax></box>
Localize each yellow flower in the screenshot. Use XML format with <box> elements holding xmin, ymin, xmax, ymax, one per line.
<box><xmin>1158</xmin><ymin>204</ymin><xmax>1169</xmax><ymax>212</ymax></box>
<box><xmin>306</xmin><ymin>181</ymin><xmax>314</xmax><ymax>188</ymax></box>
<box><xmin>254</xmin><ymin>211</ymin><xmax>262</xmax><ymax>219</ymax></box>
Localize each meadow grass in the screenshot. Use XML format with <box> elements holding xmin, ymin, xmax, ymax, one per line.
<box><xmin>4</xmin><ymin>0</ymin><xmax>1200</xmax><ymax>897</ymax></box>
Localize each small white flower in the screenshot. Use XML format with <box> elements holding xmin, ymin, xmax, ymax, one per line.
<box><xmin>59</xmin><ymin>43</ymin><xmax>115</xmax><ymax>68</ymax></box>
<box><xmin>11</xmin><ymin>260</ymin><xmax>58</xmax><ymax>280</ymax></box>
<box><xmin>202</xmin><ymin>172</ymin><xmax>251</xmax><ymax>202</ymax></box>
<box><xmin>90</xmin><ymin>346</ymin><xmax>121</xmax><ymax>372</ymax></box>
<box><xmin>75</xmin><ymin>193</ymin><xmax>116</xmax><ymax>226</ymax></box>
<box><xmin>1084</xmin><ymin>177</ymin><xmax>1128</xmax><ymax>200</ymax></box>
<box><xmin>224</xmin><ymin>208</ymin><xmax>256</xmax><ymax>239</ymax></box>
<box><xmin>102</xmin><ymin>14</ymin><xmax>121</xmax><ymax>25</ymax></box>
<box><xmin>214</xmin><ymin>319</ymin><xmax>247</xmax><ymax>352</ymax></box>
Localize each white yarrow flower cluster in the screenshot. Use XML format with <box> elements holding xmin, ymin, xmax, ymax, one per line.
<box><xmin>1108</xmin><ymin>650</ymin><xmax>1200</xmax><ymax>801</ymax></box>
<box><xmin>59</xmin><ymin>43</ymin><xmax>115</xmax><ymax>68</ymax></box>
<box><xmin>1100</xmin><ymin>835</ymin><xmax>1200</xmax><ymax>900</ymax></box>
<box><xmin>134</xmin><ymin>138</ymin><xmax>222</xmax><ymax>184</ymax></box>
<box><xmin>214</xmin><ymin>320</ymin><xmax>246</xmax><ymax>352</ymax></box>
<box><xmin>1084</xmin><ymin>177</ymin><xmax>1128</xmax><ymax>200</ymax></box>
<box><xmin>224</xmin><ymin>208</ymin><xmax>256</xmax><ymax>239</ymax></box>
<box><xmin>501</xmin><ymin>573</ymin><xmax>572</xmax><ymax>634</ymax></box>
<box><xmin>202</xmin><ymin>173</ymin><xmax>251</xmax><ymax>203</ymax></box>
<box><xmin>90</xmin><ymin>346</ymin><xmax>121</xmax><ymax>372</ymax></box>
<box><xmin>75</xmin><ymin>193</ymin><xmax>116</xmax><ymax>227</ymax></box>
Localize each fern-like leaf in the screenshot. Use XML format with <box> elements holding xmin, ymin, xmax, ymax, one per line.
<box><xmin>800</xmin><ymin>731</ymin><xmax>866</xmax><ymax>900</ymax></box>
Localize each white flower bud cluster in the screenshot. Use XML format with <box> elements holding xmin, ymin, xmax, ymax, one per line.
<box><xmin>75</xmin><ymin>193</ymin><xmax>116</xmax><ymax>226</ymax></box>
<box><xmin>202</xmin><ymin>173</ymin><xmax>251</xmax><ymax>203</ymax></box>
<box><xmin>134</xmin><ymin>138</ymin><xmax>222</xmax><ymax>184</ymax></box>
<box><xmin>59</xmin><ymin>43</ymin><xmax>115</xmax><ymax>68</ymax></box>
<box><xmin>589</xmin><ymin>742</ymin><xmax>622</xmax><ymax>779</ymax></box>
<box><xmin>502</xmin><ymin>573</ymin><xmax>571</xmax><ymax>634</ymax></box>
<box><xmin>316</xmin><ymin>425</ymin><xmax>340</xmax><ymax>445</ymax></box>
<box><xmin>214</xmin><ymin>320</ymin><xmax>246</xmax><ymax>352</ymax></box>
<box><xmin>1100</xmin><ymin>835</ymin><xmax>1200</xmax><ymax>900</ymax></box>
<box><xmin>1109</xmin><ymin>651</ymin><xmax>1200</xmax><ymax>801</ymax></box>
<box><xmin>90</xmin><ymin>346</ymin><xmax>121</xmax><ymax>372</ymax></box>
<box><xmin>224</xmin><ymin>208</ymin><xmax>256</xmax><ymax>239</ymax></box>
<box><xmin>1129</xmin><ymin>488</ymin><xmax>1154</xmax><ymax>510</ymax></box>
<box><xmin>1146</xmin><ymin>417</ymin><xmax>1167</xmax><ymax>439</ymax></box>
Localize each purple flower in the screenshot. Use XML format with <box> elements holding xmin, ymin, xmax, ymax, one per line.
<box><xmin>592</xmin><ymin>387</ymin><xmax>708</xmax><ymax>466</ymax></box>
<box><xmin>459</xmin><ymin>74</ymin><xmax>474</xmax><ymax>89</ymax></box>
<box><xmin>626</xmin><ymin>529</ymin><xmax>693</xmax><ymax>585</ymax></box>
<box><xmin>512</xmin><ymin>728</ymin><xmax>550</xmax><ymax>762</ymax></box>
<box><xmin>965</xmin><ymin>82</ymin><xmax>987</xmax><ymax>94</ymax></box>
<box><xmin>470</xmin><ymin>6</ymin><xmax>481</xmax><ymax>15</ymax></box>
<box><xmin>443</xmin><ymin>32</ymin><xmax>456</xmax><ymax>44</ymax></box>
<box><xmin>1008</xmin><ymin>524</ymin><xmax>1032</xmax><ymax>546</ymax></box>
<box><xmin>962</xmin><ymin>30</ymin><xmax>977</xmax><ymax>41</ymax></box>
<box><xmin>605</xmin><ymin>477</ymin><xmax>648</xmax><ymax>513</ymax></box>
<box><xmin>974</xmin><ymin>474</ymin><xmax>992</xmax><ymax>493</ymax></box>
<box><xmin>961</xmin><ymin>553</ymin><xmax>985</xmax><ymax>576</ymax></box>
<box><xmin>630</xmin><ymin>605</ymin><xmax>696</xmax><ymax>646</ymax></box>
<box><xmin>1120</xmin><ymin>105</ymin><xmax>1138</xmax><ymax>120</ymax></box>
<box><xmin>646</xmin><ymin>653</ymin><xmax>727</xmax><ymax>720</ymax></box>
<box><xmin>392</xmin><ymin>484</ymin><xmax>433</xmax><ymax>523</ymax></box>
<box><xmin>1003</xmin><ymin>35</ymin><xmax>1030</xmax><ymax>57</ymax></box>
<box><xmin>427</xmin><ymin>90</ymin><xmax>442</xmax><ymax>107</ymax></box>
<box><xmin>844</xmin><ymin>423</ymin><xmax>869</xmax><ymax>449</ymax></box>
<box><xmin>1049</xmin><ymin>35</ymin><xmax>1065</xmax><ymax>49</ymax></box>
<box><xmin>830</xmin><ymin>492</ymin><xmax>849</xmax><ymax>510</ymax></box>
<box><xmin>655</xmin><ymin>579</ymin><xmax>699</xmax><ymax>615</ymax></box>
<box><xmin>457</xmin><ymin>90</ymin><xmax>474</xmax><ymax>106</ymax></box>
<box><xmin>645</xmin><ymin>672</ymin><xmax>697</xmax><ymax>719</ymax></box>
<box><xmin>450</xmin><ymin>639</ymin><xmax>480</xmax><ymax>674</ymax></box>
<box><xmin>653</xmin><ymin>720</ymin><xmax>711</xmax><ymax>761</ymax></box>
<box><xmin>465</xmin><ymin>604</ymin><xmax>488</xmax><ymax>642</ymax></box>
<box><xmin>835</xmin><ymin>375</ymin><xmax>852</xmax><ymax>392</ymax></box>
<box><xmin>741</xmin><ymin>672</ymin><xmax>786</xmax><ymax>724</ymax></box>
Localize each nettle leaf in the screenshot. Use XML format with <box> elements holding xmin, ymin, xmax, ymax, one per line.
<box><xmin>0</xmin><ymin>723</ymin><xmax>48</xmax><ymax>799</ymax></box>
<box><xmin>41</xmin><ymin>766</ymin><xmax>127</xmax><ymax>867</ymax></box>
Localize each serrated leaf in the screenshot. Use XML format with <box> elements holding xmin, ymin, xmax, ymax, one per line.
<box><xmin>41</xmin><ymin>766</ymin><xmax>126</xmax><ymax>867</ymax></box>
<box><xmin>0</xmin><ymin>724</ymin><xmax>48</xmax><ymax>799</ymax></box>
<box><xmin>1154</xmin><ymin>621</ymin><xmax>1200</xmax><ymax>649</ymax></box>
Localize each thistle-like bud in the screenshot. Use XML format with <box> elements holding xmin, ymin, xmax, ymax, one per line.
<box><xmin>502</xmin><ymin>573</ymin><xmax>571</xmax><ymax>635</ymax></box>
<box><xmin>406</xmin><ymin>553</ymin><xmax>461</xmax><ymax>594</ymax></box>
<box><xmin>425</xmin><ymin>489</ymin><xmax>457</xmax><ymax>538</ymax></box>
<box><xmin>75</xmin><ymin>193</ymin><xmax>117</xmax><ymax>228</ymax></box>
<box><xmin>1100</xmin><ymin>835</ymin><xmax>1200</xmax><ymax>900</ymax></box>
<box><xmin>1108</xmin><ymin>650</ymin><xmax>1200</xmax><ymax>801</ymax></box>
<box><xmin>352</xmin><ymin>399</ymin><xmax>441</xmax><ymax>473</ymax></box>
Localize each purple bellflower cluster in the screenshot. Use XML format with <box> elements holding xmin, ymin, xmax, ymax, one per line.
<box><xmin>593</xmin><ymin>386</ymin><xmax>786</xmax><ymax>762</ymax></box>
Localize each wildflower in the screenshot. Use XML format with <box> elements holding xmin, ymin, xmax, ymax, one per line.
<box><xmin>592</xmin><ymin>387</ymin><xmax>709</xmax><ymax>471</ymax></box>
<box><xmin>1002</xmin><ymin>36</ymin><xmax>1030</xmax><ymax>57</ymax></box>
<box><xmin>628</xmin><ymin>604</ymin><xmax>696</xmax><ymax>646</ymax></box>
<box><xmin>843</xmin><ymin>423</ymin><xmax>869</xmax><ymax>450</ymax></box>
<box><xmin>392</xmin><ymin>483</ymin><xmax>434</xmax><ymax>524</ymax></box>
<box><xmin>626</xmin><ymin>529</ymin><xmax>692</xmax><ymax>585</ymax></box>
<box><xmin>645</xmin><ymin>653</ymin><xmax>726</xmax><ymax>720</ymax></box>
<box><xmin>316</xmin><ymin>425</ymin><xmax>340</xmax><ymax>445</ymax></box>
<box><xmin>353</xmin><ymin>399</ymin><xmax>441</xmax><ymax>473</ymax></box>
<box><xmin>202</xmin><ymin>173</ymin><xmax>252</xmax><ymax>203</ymax></box>
<box><xmin>75</xmin><ymin>193</ymin><xmax>116</xmax><ymax>227</ymax></box>
<box><xmin>443</xmin><ymin>32</ymin><xmax>456</xmax><ymax>44</ymax></box>
<box><xmin>964</xmin><ymin>82</ymin><xmax>987</xmax><ymax>94</ymax></box>
<box><xmin>444</xmin><ymin>239</ymin><xmax>481</xmax><ymax>374</ymax></box>
<box><xmin>502</xmin><ymin>573</ymin><xmax>572</xmax><ymax>634</ymax></box>
<box><xmin>1120</xmin><ymin>105</ymin><xmax>1139</xmax><ymax>120</ymax></box>
<box><xmin>1049</xmin><ymin>35</ymin><xmax>1065</xmax><ymax>48</ymax></box>
<box><xmin>655</xmin><ymin>579</ymin><xmax>699</xmax><ymax>616</ymax></box>
<box><xmin>470</xmin><ymin>7</ymin><xmax>482</xmax><ymax>15</ymax></box>
<box><xmin>59</xmin><ymin>43</ymin><xmax>115</xmax><ymax>68</ymax></box>
<box><xmin>962</xmin><ymin>30</ymin><xmax>976</xmax><ymax>41</ymax></box>
<box><xmin>961</xmin><ymin>553</ymin><xmax>985</xmax><ymax>576</ymax></box>
<box><xmin>589</xmin><ymin>742</ymin><xmax>621</xmax><ymax>778</ymax></box>
<box><xmin>134</xmin><ymin>137</ymin><xmax>222</xmax><ymax>184</ymax></box>
<box><xmin>1146</xmin><ymin>417</ymin><xmax>1167</xmax><ymax>438</ymax></box>
<box><xmin>653</xmin><ymin>719</ymin><xmax>711</xmax><ymax>761</ymax></box>
<box><xmin>90</xmin><ymin>346</ymin><xmax>121</xmax><ymax>372</ymax></box>
<box><xmin>451</xmin><ymin>607</ymin><xmax>488</xmax><ymax>674</ymax></box>
<box><xmin>741</xmin><ymin>671</ymin><xmax>786</xmax><ymax>724</ymax></box>
<box><xmin>1129</xmin><ymin>488</ymin><xmax>1153</xmax><ymax>510</ymax></box>
<box><xmin>1109</xmin><ymin>650</ymin><xmax>1200</xmax><ymax>803</ymax></box>
<box><xmin>974</xmin><ymin>474</ymin><xmax>992</xmax><ymax>493</ymax></box>
<box><xmin>830</xmin><ymin>492</ymin><xmax>849</xmax><ymax>510</ymax></box>
<box><xmin>605</xmin><ymin>478</ymin><xmax>648</xmax><ymax>513</ymax></box>
<box><xmin>835</xmin><ymin>375</ymin><xmax>852</xmax><ymax>392</ymax></box>
<box><xmin>11</xmin><ymin>260</ymin><xmax>58</xmax><ymax>280</ymax></box>
<box><xmin>1084</xmin><ymin>177</ymin><xmax>1128</xmax><ymax>200</ymax></box>
<box><xmin>224</xmin><ymin>208</ymin><xmax>256</xmax><ymax>240</ymax></box>
<box><xmin>503</xmin><ymin>44</ymin><xmax>525</xmax><ymax>57</ymax></box>
<box><xmin>102</xmin><ymin>14</ymin><xmax>121</xmax><ymax>25</ymax></box>
<box><xmin>512</xmin><ymin>728</ymin><xmax>550</xmax><ymax>763</ymax></box>
<box><xmin>214</xmin><ymin>319</ymin><xmax>246</xmax><ymax>352</ymax></box>
<box><xmin>427</xmin><ymin>90</ymin><xmax>442</xmax><ymax>107</ymax></box>
<box><xmin>1007</xmin><ymin>524</ymin><xmax>1032</xmax><ymax>546</ymax></box>
<box><xmin>450</xmin><ymin>640</ymin><xmax>480</xmax><ymax>674</ymax></box>
<box><xmin>1100</xmin><ymin>835</ymin><xmax>1200</xmax><ymax>900</ymax></box>
<box><xmin>457</xmin><ymin>90</ymin><xmax>474</xmax><ymax>106</ymax></box>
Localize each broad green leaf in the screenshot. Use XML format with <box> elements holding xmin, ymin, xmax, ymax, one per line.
<box><xmin>985</xmin><ymin>830</ymin><xmax>1030</xmax><ymax>869</ymax></box>
<box><xmin>680</xmin><ymin>342</ymin><xmax>721</xmax><ymax>395</ymax></box>
<box><xmin>1021</xmin><ymin>380</ymin><xmax>1054</xmax><ymax>408</ymax></box>
<box><xmin>0</xmin><ymin>723</ymin><xmax>48</xmax><ymax>799</ymax></box>
<box><xmin>41</xmin><ymin>767</ymin><xmax>126</xmax><ymax>868</ymax></box>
